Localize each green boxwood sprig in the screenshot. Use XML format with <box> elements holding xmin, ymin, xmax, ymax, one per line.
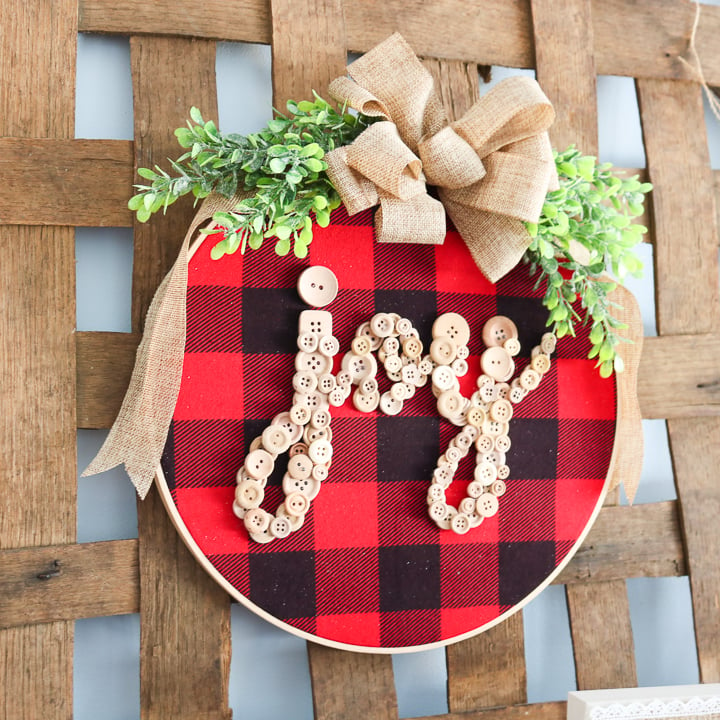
<box><xmin>524</xmin><ymin>147</ymin><xmax>651</xmax><ymax>377</ymax></box>
<box><xmin>128</xmin><ymin>94</ymin><xmax>375</xmax><ymax>259</ymax></box>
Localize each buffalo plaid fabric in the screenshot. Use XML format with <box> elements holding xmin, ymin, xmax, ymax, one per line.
<box><xmin>161</xmin><ymin>207</ymin><xmax>615</xmax><ymax>650</ymax></box>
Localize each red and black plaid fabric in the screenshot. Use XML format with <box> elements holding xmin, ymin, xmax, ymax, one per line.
<box><xmin>161</xmin><ymin>207</ymin><xmax>615</xmax><ymax>651</ymax></box>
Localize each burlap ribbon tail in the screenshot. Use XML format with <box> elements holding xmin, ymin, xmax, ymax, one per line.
<box><xmin>82</xmin><ymin>195</ymin><xmax>241</xmax><ymax>498</ymax></box>
<box><xmin>324</xmin><ymin>33</ymin><xmax>558</xmax><ymax>283</ymax></box>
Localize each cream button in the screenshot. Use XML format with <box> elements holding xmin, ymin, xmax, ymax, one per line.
<box><xmin>379</xmin><ymin>391</ymin><xmax>403</xmax><ymax>415</ymax></box>
<box><xmin>474</xmin><ymin>460</ymin><xmax>498</xmax><ymax>484</ymax></box>
<box><xmin>311</xmin><ymin>464</ymin><xmax>329</xmax><ymax>482</ymax></box>
<box><xmin>531</xmin><ymin>352</ymin><xmax>552</xmax><ymax>375</ymax></box>
<box><xmin>318</xmin><ymin>335</ymin><xmax>340</xmax><ymax>357</ymax></box>
<box><xmin>297</xmin><ymin>266</ymin><xmax>338</xmax><ymax>307</ymax></box>
<box><xmin>467</xmin><ymin>480</ymin><xmax>485</xmax><ymax>498</ymax></box>
<box><xmin>451</xmin><ymin>513</ymin><xmax>471</xmax><ymax>535</ymax></box>
<box><xmin>261</xmin><ymin>425</ymin><xmax>292</xmax><ymax>454</ymax></box>
<box><xmin>456</xmin><ymin>345</ymin><xmax>470</xmax><ymax>360</ymax></box>
<box><xmin>481</xmin><ymin>315</ymin><xmax>518</xmax><ymax>347</ymax></box>
<box><xmin>328</xmin><ymin>387</ymin><xmax>346</xmax><ymax>407</ymax></box>
<box><xmin>277</xmin><ymin>503</ymin><xmax>305</xmax><ymax>531</ymax></box>
<box><xmin>284</xmin><ymin>491</ymin><xmax>310</xmax><ymax>517</ymax></box>
<box><xmin>430</xmin><ymin>336</ymin><xmax>458</xmax><ymax>365</ymax></box>
<box><xmin>382</xmin><ymin>336</ymin><xmax>400</xmax><ymax>355</ymax></box>
<box><xmin>520</xmin><ymin>367</ymin><xmax>541</xmax><ymax>390</ymax></box>
<box><xmin>308</xmin><ymin>439</ymin><xmax>333</xmax><ymax>464</ymax></box>
<box><xmin>432</xmin><ymin>365</ymin><xmax>455</xmax><ymax>391</ymax></box>
<box><xmin>341</xmin><ymin>352</ymin><xmax>377</xmax><ymax>382</ymax></box>
<box><xmin>356</xmin><ymin>321</ymin><xmax>383</xmax><ymax>350</ymax></box>
<box><xmin>451</xmin><ymin>358</ymin><xmax>468</xmax><ymax>377</ymax></box>
<box><xmin>476</xmin><ymin>493</ymin><xmax>499</xmax><ymax>517</ymax></box>
<box><xmin>490</xmin><ymin>398</ymin><xmax>513</xmax><ymax>423</ymax></box>
<box><xmin>395</xmin><ymin>317</ymin><xmax>413</xmax><ymax>335</ymax></box>
<box><xmin>292</xmin><ymin>371</ymin><xmax>318</xmax><ymax>395</ymax></box>
<box><xmin>269</xmin><ymin>515</ymin><xmax>292</xmax><ymax>539</ymax></box>
<box><xmin>384</xmin><ymin>355</ymin><xmax>402</xmax><ymax>374</ymax></box>
<box><xmin>475</xmin><ymin>434</ymin><xmax>494</xmax><ymax>453</ymax></box>
<box><xmin>503</xmin><ymin>337</ymin><xmax>521</xmax><ymax>357</ymax></box>
<box><xmin>304</xmin><ymin>424</ymin><xmax>332</xmax><ymax>444</ymax></box>
<box><xmin>437</xmin><ymin>389</ymin><xmax>464</xmax><ymax>417</ymax></box>
<box><xmin>495</xmin><ymin>382</ymin><xmax>511</xmax><ymax>400</ymax></box>
<box><xmin>495</xmin><ymin>434</ymin><xmax>512</xmax><ymax>453</ymax></box>
<box><xmin>236</xmin><ymin>480</ymin><xmax>265</xmax><ymax>509</ymax></box>
<box><xmin>459</xmin><ymin>497</ymin><xmax>477</xmax><ymax>515</ymax></box>
<box><xmin>295</xmin><ymin>351</ymin><xmax>332</xmax><ymax>375</ymax></box>
<box><xmin>360</xmin><ymin>377</ymin><xmax>379</xmax><ymax>395</ymax></box>
<box><xmin>427</xmin><ymin>483</ymin><xmax>445</xmax><ymax>503</ymax></box>
<box><xmin>317</xmin><ymin>373</ymin><xmax>336</xmax><ymax>394</ymax></box>
<box><xmin>478</xmin><ymin>382</ymin><xmax>498</xmax><ymax>404</ymax></box>
<box><xmin>541</xmin><ymin>332</ymin><xmax>557</xmax><ymax>355</ymax></box>
<box><xmin>353</xmin><ymin>389</ymin><xmax>380</xmax><ymax>413</ymax></box>
<box><xmin>287</xmin><ymin>453</ymin><xmax>313</xmax><ymax>479</ymax></box>
<box><xmin>297</xmin><ymin>332</ymin><xmax>319</xmax><ymax>352</ymax></box>
<box><xmin>310</xmin><ymin>408</ymin><xmax>331</xmax><ymax>429</ymax></box>
<box><xmin>272</xmin><ymin>412</ymin><xmax>304</xmax><ymax>444</ymax></box>
<box><xmin>466</xmin><ymin>407</ymin><xmax>486</xmax><ymax>428</ymax></box>
<box><xmin>370</xmin><ymin>312</ymin><xmax>395</xmax><ymax>338</ymax></box>
<box><xmin>289</xmin><ymin>404</ymin><xmax>312</xmax><ymax>426</ymax></box>
<box><xmin>491</xmin><ymin>479</ymin><xmax>507</xmax><ymax>497</ymax></box>
<box><xmin>351</xmin><ymin>335</ymin><xmax>372</xmax><ymax>356</ymax></box>
<box><xmin>433</xmin><ymin>464</ymin><xmax>454</xmax><ymax>488</ymax></box>
<box><xmin>428</xmin><ymin>500</ymin><xmax>449</xmax><ymax>523</ymax></box>
<box><xmin>244</xmin><ymin>508</ymin><xmax>271</xmax><ymax>533</ymax></box>
<box><xmin>432</xmin><ymin>313</ymin><xmax>471</xmax><ymax>346</ymax></box>
<box><xmin>480</xmin><ymin>346</ymin><xmax>515</xmax><ymax>382</ymax></box>
<box><xmin>298</xmin><ymin>309</ymin><xmax>333</xmax><ymax>337</ymax></box>
<box><xmin>402</xmin><ymin>336</ymin><xmax>423</xmax><ymax>359</ymax></box>
<box><xmin>497</xmin><ymin>464</ymin><xmax>510</xmax><ymax>480</ymax></box>
<box><xmin>249</xmin><ymin>528</ymin><xmax>274</xmax><ymax>544</ymax></box>
<box><xmin>445</xmin><ymin>445</ymin><xmax>464</xmax><ymax>464</ymax></box>
<box><xmin>245</xmin><ymin>449</ymin><xmax>275</xmax><ymax>479</ymax></box>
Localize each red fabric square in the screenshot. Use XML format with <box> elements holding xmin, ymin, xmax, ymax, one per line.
<box><xmin>311</xmin><ymin>223</ymin><xmax>375</xmax><ymax>290</ymax></box>
<box><xmin>316</xmin><ymin>612</ymin><xmax>381</xmax><ymax>648</ymax></box>
<box><xmin>435</xmin><ymin>230</ymin><xmax>496</xmax><ymax>295</ymax></box>
<box><xmin>557</xmin><ymin>359</ymin><xmax>616</xmax><ymax>420</ymax></box>
<box><xmin>441</xmin><ymin>605</ymin><xmax>502</xmax><ymax>640</ymax></box>
<box><xmin>188</xmin><ymin>230</ymin><xmax>245</xmax><ymax>288</ymax></box>
<box><xmin>175</xmin><ymin>353</ymin><xmax>244</xmax><ymax>420</ymax></box>
<box><xmin>313</xmin><ymin>483</ymin><xmax>379</xmax><ymax>549</ymax></box>
<box><xmin>554</xmin><ymin>477</ymin><xmax>606</xmax><ymax>541</ymax></box>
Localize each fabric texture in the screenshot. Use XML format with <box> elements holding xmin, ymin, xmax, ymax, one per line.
<box><xmin>161</xmin><ymin>207</ymin><xmax>615</xmax><ymax>650</ymax></box>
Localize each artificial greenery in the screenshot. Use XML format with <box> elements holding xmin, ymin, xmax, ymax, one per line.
<box><xmin>130</xmin><ymin>103</ymin><xmax>651</xmax><ymax>377</ymax></box>
<box><xmin>129</xmin><ymin>94</ymin><xmax>374</xmax><ymax>259</ymax></box>
<box><xmin>524</xmin><ymin>147</ymin><xmax>651</xmax><ymax>377</ymax></box>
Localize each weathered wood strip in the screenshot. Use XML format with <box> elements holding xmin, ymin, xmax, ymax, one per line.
<box><xmin>307</xmin><ymin>644</ymin><xmax>398</xmax><ymax>720</ymax></box>
<box><xmin>531</xmin><ymin>0</ymin><xmax>597</xmax><ymax>152</ymax></box>
<box><xmin>447</xmin><ymin>612</ymin><xmax>526</xmax><ymax>712</ymax></box>
<box><xmin>637</xmin><ymin>79</ymin><xmax>720</xmax><ymax>336</ymax></box>
<box><xmin>0</xmin><ymin>540</ymin><xmax>139</xmax><ymax>630</ymax></box>
<box><xmin>76</xmin><ymin>331</ymin><xmax>141</xmax><ymax>429</ymax></box>
<box><xmin>0</xmin><ymin>501</ymin><xmax>686</xmax><ymax>628</ymax></box>
<box><xmin>0</xmin><ymin>138</ymin><xmax>133</xmax><ymax>227</ymax></box>
<box><xmin>422</xmin><ymin>59</ymin><xmax>481</xmax><ymax>123</ymax></box>
<box><xmin>270</xmin><ymin>0</ymin><xmax>348</xmax><ymax>112</ymax></box>
<box><xmin>0</xmin><ymin>0</ymin><xmax>78</xmax><ymax>717</ymax></box>
<box><xmin>78</xmin><ymin>0</ymin><xmax>720</xmax><ymax>84</ymax></box>
<box><xmin>640</xmin><ymin>77</ymin><xmax>720</xmax><ymax>683</ymax></box>
<box><xmin>130</xmin><ymin>36</ymin><xmax>233</xmax><ymax>720</ymax></box>
<box><xmin>414</xmin><ymin>700</ymin><xmax>566</xmax><ymax>720</ymax></box>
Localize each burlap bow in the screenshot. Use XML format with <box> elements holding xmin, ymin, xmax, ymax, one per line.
<box><xmin>324</xmin><ymin>33</ymin><xmax>558</xmax><ymax>282</ymax></box>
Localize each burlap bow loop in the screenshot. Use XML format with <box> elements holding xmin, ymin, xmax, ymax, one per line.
<box><xmin>326</xmin><ymin>32</ymin><xmax>558</xmax><ymax>282</ymax></box>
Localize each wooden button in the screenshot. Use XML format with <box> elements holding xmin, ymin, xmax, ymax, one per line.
<box><xmin>272</xmin><ymin>412</ymin><xmax>304</xmax><ymax>444</ymax></box>
<box><xmin>312</xmin><ymin>464</ymin><xmax>329</xmax><ymax>482</ymax></box>
<box><xmin>382</xmin><ymin>337</ymin><xmax>400</xmax><ymax>355</ymax></box>
<box><xmin>318</xmin><ymin>335</ymin><xmax>340</xmax><ymax>357</ymax></box>
<box><xmin>353</xmin><ymin>389</ymin><xmax>380</xmax><ymax>413</ymax></box>
<box><xmin>236</xmin><ymin>479</ymin><xmax>265</xmax><ymax>509</ymax></box>
<box><xmin>289</xmin><ymin>404</ymin><xmax>311</xmax><ymax>426</ymax></box>
<box><xmin>370</xmin><ymin>312</ymin><xmax>395</xmax><ymax>337</ymax></box>
<box><xmin>520</xmin><ymin>367</ymin><xmax>541</xmax><ymax>390</ymax></box>
<box><xmin>261</xmin><ymin>425</ymin><xmax>292</xmax><ymax>454</ymax></box>
<box><xmin>433</xmin><ymin>464</ymin><xmax>454</xmax><ymax>488</ymax></box>
<box><xmin>308</xmin><ymin>439</ymin><xmax>333</xmax><ymax>464</ymax></box>
<box><xmin>287</xmin><ymin>453</ymin><xmax>313</xmax><ymax>479</ymax></box>
<box><xmin>379</xmin><ymin>391</ymin><xmax>403</xmax><ymax>415</ymax></box>
<box><xmin>495</xmin><ymin>434</ymin><xmax>512</xmax><ymax>453</ymax></box>
<box><xmin>295</xmin><ymin>351</ymin><xmax>332</xmax><ymax>375</ymax></box>
<box><xmin>427</xmin><ymin>484</ymin><xmax>445</xmax><ymax>503</ymax></box>
<box><xmin>297</xmin><ymin>332</ymin><xmax>318</xmax><ymax>352</ymax></box>
<box><xmin>351</xmin><ymin>335</ymin><xmax>372</xmax><ymax>356</ymax></box>
<box><xmin>531</xmin><ymin>352</ymin><xmax>551</xmax><ymax>375</ymax></box>
<box><xmin>430</xmin><ymin>336</ymin><xmax>458</xmax><ymax>365</ymax></box>
<box><xmin>244</xmin><ymin>449</ymin><xmax>275</xmax><ymax>479</ymax></box>
<box><xmin>451</xmin><ymin>513</ymin><xmax>471</xmax><ymax>535</ymax></box>
<box><xmin>402</xmin><ymin>336</ymin><xmax>423</xmax><ymax>359</ymax></box>
<box><xmin>244</xmin><ymin>508</ymin><xmax>271</xmax><ymax>534</ymax></box>
<box><xmin>328</xmin><ymin>387</ymin><xmax>346</xmax><ymax>407</ymax></box>
<box><xmin>384</xmin><ymin>355</ymin><xmax>402</xmax><ymax>374</ymax></box>
<box><xmin>459</xmin><ymin>497</ymin><xmax>477</xmax><ymax>515</ymax></box>
<box><xmin>297</xmin><ymin>266</ymin><xmax>338</xmax><ymax>307</ymax></box>
<box><xmin>342</xmin><ymin>352</ymin><xmax>377</xmax><ymax>382</ymax></box>
<box><xmin>284</xmin><ymin>492</ymin><xmax>310</xmax><ymax>517</ymax></box>
<box><xmin>497</xmin><ymin>464</ymin><xmax>510</xmax><ymax>480</ymax></box>
<box><xmin>476</xmin><ymin>493</ymin><xmax>499</xmax><ymax>517</ymax></box>
<box><xmin>437</xmin><ymin>389</ymin><xmax>464</xmax><ymax>418</ymax></box>
<box><xmin>432</xmin><ymin>312</ymin><xmax>471</xmax><ymax>346</ymax></box>
<box><xmin>289</xmin><ymin>442</ymin><xmax>309</xmax><ymax>457</ymax></box>
<box><xmin>432</xmin><ymin>365</ymin><xmax>455</xmax><ymax>391</ymax></box>
<box><xmin>451</xmin><ymin>358</ymin><xmax>468</xmax><ymax>377</ymax></box>
<box><xmin>269</xmin><ymin>515</ymin><xmax>292</xmax><ymax>539</ymax></box>
<box><xmin>480</xmin><ymin>346</ymin><xmax>515</xmax><ymax>382</ymax></box>
<box><xmin>541</xmin><ymin>332</ymin><xmax>557</xmax><ymax>355</ymax></box>
<box><xmin>491</xmin><ymin>479</ymin><xmax>507</xmax><ymax>497</ymax></box>
<box><xmin>395</xmin><ymin>317</ymin><xmax>413</xmax><ymax>335</ymax></box>
<box><xmin>490</xmin><ymin>398</ymin><xmax>513</xmax><ymax>423</ymax></box>
<box><xmin>356</xmin><ymin>321</ymin><xmax>383</xmax><ymax>350</ymax></box>
<box><xmin>503</xmin><ymin>337</ymin><xmax>521</xmax><ymax>357</ymax></box>
<box><xmin>298</xmin><ymin>309</ymin><xmax>333</xmax><ymax>337</ymax></box>
<box><xmin>481</xmin><ymin>315</ymin><xmax>518</xmax><ymax>347</ymax></box>
<box><xmin>467</xmin><ymin>480</ymin><xmax>485</xmax><ymax>498</ymax></box>
<box><xmin>466</xmin><ymin>406</ymin><xmax>486</xmax><ymax>428</ymax></box>
<box><xmin>474</xmin><ymin>460</ymin><xmax>498</xmax><ymax>484</ymax></box>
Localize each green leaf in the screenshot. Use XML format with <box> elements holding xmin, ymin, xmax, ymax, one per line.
<box><xmin>275</xmin><ymin>238</ymin><xmax>291</xmax><ymax>255</ymax></box>
<box><xmin>303</xmin><ymin>158</ymin><xmax>324</xmax><ymax>172</ymax></box>
<box><xmin>269</xmin><ymin>157</ymin><xmax>286</xmax><ymax>174</ymax></box>
<box><xmin>189</xmin><ymin>106</ymin><xmax>204</xmax><ymax>125</ymax></box>
<box><xmin>137</xmin><ymin>167</ymin><xmax>157</xmax><ymax>180</ymax></box>
<box><xmin>136</xmin><ymin>206</ymin><xmax>151</xmax><ymax>223</ymax></box>
<box><xmin>210</xmin><ymin>239</ymin><xmax>228</xmax><ymax>260</ymax></box>
<box><xmin>128</xmin><ymin>194</ymin><xmax>145</xmax><ymax>211</ymax></box>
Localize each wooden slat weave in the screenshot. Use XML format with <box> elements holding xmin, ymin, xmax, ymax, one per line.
<box><xmin>1</xmin><ymin>0</ymin><xmax>718</xmax><ymax>717</ymax></box>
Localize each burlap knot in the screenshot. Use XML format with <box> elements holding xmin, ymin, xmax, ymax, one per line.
<box><xmin>324</xmin><ymin>33</ymin><xmax>558</xmax><ymax>283</ymax></box>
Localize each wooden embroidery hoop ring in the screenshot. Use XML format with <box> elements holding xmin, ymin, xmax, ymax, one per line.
<box><xmin>153</xmin><ymin>222</ymin><xmax>644</xmax><ymax>654</ymax></box>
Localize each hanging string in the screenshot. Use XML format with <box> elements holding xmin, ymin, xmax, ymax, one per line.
<box><xmin>678</xmin><ymin>0</ymin><xmax>720</xmax><ymax>121</ymax></box>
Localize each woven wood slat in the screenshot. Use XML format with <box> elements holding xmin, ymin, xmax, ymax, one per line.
<box><xmin>129</xmin><ymin>36</ymin><xmax>233</xmax><ymax>720</ymax></box>
<box><xmin>638</xmin><ymin>77</ymin><xmax>720</xmax><ymax>683</ymax></box>
<box><xmin>78</xmin><ymin>0</ymin><xmax>720</xmax><ymax>85</ymax></box>
<box><xmin>0</xmin><ymin>0</ymin><xmax>78</xmax><ymax>717</ymax></box>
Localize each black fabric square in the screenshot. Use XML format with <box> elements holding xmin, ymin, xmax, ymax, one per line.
<box><xmin>495</xmin><ymin>295</ymin><xmax>549</xmax><ymax>357</ymax></box>
<box><xmin>161</xmin><ymin>422</ymin><xmax>176</xmax><ymax>490</ymax></box>
<box><xmin>249</xmin><ymin>551</ymin><xmax>316</xmax><ymax>618</ymax></box>
<box><xmin>379</xmin><ymin>545</ymin><xmax>441</xmax><ymax>612</ymax></box>
<box><xmin>373</xmin><ymin>290</ymin><xmax>438</xmax><ymax>345</ymax></box>
<box><xmin>186</xmin><ymin>285</ymin><xmax>243</xmax><ymax>353</ymax></box>
<box><xmin>508</xmin><ymin>418</ymin><xmax>558</xmax><ymax>479</ymax></box>
<box><xmin>242</xmin><ymin>287</ymin><xmax>305</xmax><ymax>354</ymax></box>
<box><xmin>376</xmin><ymin>416</ymin><xmax>439</xmax><ymax>482</ymax></box>
<box><xmin>498</xmin><ymin>541</ymin><xmax>556</xmax><ymax>606</ymax></box>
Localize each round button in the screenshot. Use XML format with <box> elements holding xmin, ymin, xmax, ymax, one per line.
<box><xmin>353</xmin><ymin>389</ymin><xmax>380</xmax><ymax>413</ymax></box>
<box><xmin>482</xmin><ymin>418</ymin><xmax>508</xmax><ymax>437</ymax></box>
<box><xmin>312</xmin><ymin>464</ymin><xmax>329</xmax><ymax>482</ymax></box>
<box><xmin>461</xmin><ymin>425</ymin><xmax>479</xmax><ymax>442</ymax></box>
<box><xmin>428</xmin><ymin>500</ymin><xmax>449</xmax><ymax>523</ymax></box>
<box><xmin>304</xmin><ymin>424</ymin><xmax>332</xmax><ymax>444</ymax></box>
<box><xmin>297</xmin><ymin>266</ymin><xmax>338</xmax><ymax>307</ymax></box>
<box><xmin>261</xmin><ymin>425</ymin><xmax>292</xmax><ymax>454</ymax></box>
<box><xmin>297</xmin><ymin>332</ymin><xmax>318</xmax><ymax>352</ymax></box>
<box><xmin>244</xmin><ymin>508</ymin><xmax>271</xmax><ymax>534</ymax></box>
<box><xmin>520</xmin><ymin>367</ymin><xmax>541</xmax><ymax>391</ymax></box>
<box><xmin>356</xmin><ymin>322</ymin><xmax>383</xmax><ymax>350</ymax></box>
<box><xmin>287</xmin><ymin>453</ymin><xmax>313</xmax><ymax>479</ymax></box>
<box><xmin>379</xmin><ymin>391</ymin><xmax>403</xmax><ymax>416</ymax></box>
<box><xmin>432</xmin><ymin>313</ymin><xmax>471</xmax><ymax>346</ymax></box>
<box><xmin>445</xmin><ymin>445</ymin><xmax>464</xmax><ymax>464</ymax></box>
<box><xmin>437</xmin><ymin>389</ymin><xmax>464</xmax><ymax>418</ymax></box>
<box><xmin>289</xmin><ymin>442</ymin><xmax>309</xmax><ymax>456</ymax></box>
<box><xmin>249</xmin><ymin>527</ymin><xmax>274</xmax><ymax>544</ymax></box>
<box><xmin>384</xmin><ymin>355</ymin><xmax>402</xmax><ymax>374</ymax></box>
<box><xmin>328</xmin><ymin>387</ymin><xmax>346</xmax><ymax>407</ymax></box>
<box><xmin>335</xmin><ymin>370</ymin><xmax>353</xmax><ymax>388</ymax></box>
<box><xmin>480</xmin><ymin>346</ymin><xmax>515</xmax><ymax>382</ymax></box>
<box><xmin>244</xmin><ymin>449</ymin><xmax>275</xmax><ymax>480</ymax></box>
<box><xmin>318</xmin><ymin>335</ymin><xmax>340</xmax><ymax>357</ymax></box>
<box><xmin>474</xmin><ymin>460</ymin><xmax>498</xmax><ymax>484</ymax></box>
<box><xmin>272</xmin><ymin>412</ymin><xmax>304</xmax><ymax>444</ymax></box>
<box><xmin>490</xmin><ymin>398</ymin><xmax>513</xmax><ymax>423</ymax></box>
<box><xmin>311</xmin><ymin>408</ymin><xmax>331</xmax><ymax>429</ymax></box>
<box><xmin>359</xmin><ymin>377</ymin><xmax>378</xmax><ymax>395</ymax></box>
<box><xmin>451</xmin><ymin>513</ymin><xmax>471</xmax><ymax>535</ymax></box>
<box><xmin>541</xmin><ymin>332</ymin><xmax>557</xmax><ymax>355</ymax></box>
<box><xmin>491</xmin><ymin>479</ymin><xmax>507</xmax><ymax>497</ymax></box>
<box><xmin>341</xmin><ymin>352</ymin><xmax>377</xmax><ymax>383</ymax></box>
<box><xmin>390</xmin><ymin>382</ymin><xmax>408</xmax><ymax>401</ymax></box>
<box><xmin>292</xmin><ymin>371</ymin><xmax>318</xmax><ymax>395</ymax></box>
<box><xmin>451</xmin><ymin>358</ymin><xmax>468</xmax><ymax>377</ymax></box>
<box><xmin>503</xmin><ymin>337</ymin><xmax>521</xmax><ymax>357</ymax></box>
<box><xmin>236</xmin><ymin>480</ymin><xmax>265</xmax><ymax>509</ymax></box>
<box><xmin>433</xmin><ymin>464</ymin><xmax>455</xmax><ymax>488</ymax></box>
<box><xmin>427</xmin><ymin>483</ymin><xmax>445</xmax><ymax>504</ymax></box>
<box><xmin>481</xmin><ymin>315</ymin><xmax>518</xmax><ymax>347</ymax></box>
<box><xmin>277</xmin><ymin>504</ymin><xmax>305</xmax><ymax>531</ymax></box>
<box><xmin>308</xmin><ymin>439</ymin><xmax>333</xmax><ymax>464</ymax></box>
<box><xmin>295</xmin><ymin>351</ymin><xmax>332</xmax><ymax>376</ymax></box>
<box><xmin>432</xmin><ymin>365</ymin><xmax>456</xmax><ymax>391</ymax></box>
<box><xmin>495</xmin><ymin>434</ymin><xmax>512</xmax><ymax>453</ymax></box>
<box><xmin>401</xmin><ymin>364</ymin><xmax>422</xmax><ymax>386</ymax></box>
<box><xmin>478</xmin><ymin>382</ymin><xmax>498</xmax><ymax>403</ymax></box>
<box><xmin>269</xmin><ymin>515</ymin><xmax>292</xmax><ymax>539</ymax></box>
<box><xmin>289</xmin><ymin>404</ymin><xmax>311</xmax><ymax>426</ymax></box>
<box><xmin>370</xmin><ymin>312</ymin><xmax>395</xmax><ymax>338</ymax></box>
<box><xmin>456</xmin><ymin>345</ymin><xmax>470</xmax><ymax>360</ymax></box>
<box><xmin>531</xmin><ymin>352</ymin><xmax>552</xmax><ymax>375</ymax></box>
<box><xmin>402</xmin><ymin>336</ymin><xmax>423</xmax><ymax>359</ymax></box>
<box><xmin>351</xmin><ymin>335</ymin><xmax>372</xmax><ymax>356</ymax></box>
<box><xmin>382</xmin><ymin>336</ymin><xmax>400</xmax><ymax>355</ymax></box>
<box><xmin>284</xmin><ymin>491</ymin><xmax>310</xmax><ymax>517</ymax></box>
<box><xmin>317</xmin><ymin>373</ymin><xmax>336</xmax><ymax>394</ymax></box>
<box><xmin>495</xmin><ymin>382</ymin><xmax>511</xmax><ymax>400</ymax></box>
<box><xmin>430</xmin><ymin>336</ymin><xmax>458</xmax><ymax>365</ymax></box>
<box><xmin>395</xmin><ymin>317</ymin><xmax>413</xmax><ymax>335</ymax></box>
<box><xmin>475</xmin><ymin>434</ymin><xmax>494</xmax><ymax>453</ymax></box>
<box><xmin>476</xmin><ymin>493</ymin><xmax>499</xmax><ymax>517</ymax></box>
<box><xmin>466</xmin><ymin>406</ymin><xmax>486</xmax><ymax>428</ymax></box>
<box><xmin>459</xmin><ymin>497</ymin><xmax>477</xmax><ymax>515</ymax></box>
<box><xmin>467</xmin><ymin>480</ymin><xmax>485</xmax><ymax>498</ymax></box>
<box><xmin>497</xmin><ymin>464</ymin><xmax>510</xmax><ymax>480</ymax></box>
